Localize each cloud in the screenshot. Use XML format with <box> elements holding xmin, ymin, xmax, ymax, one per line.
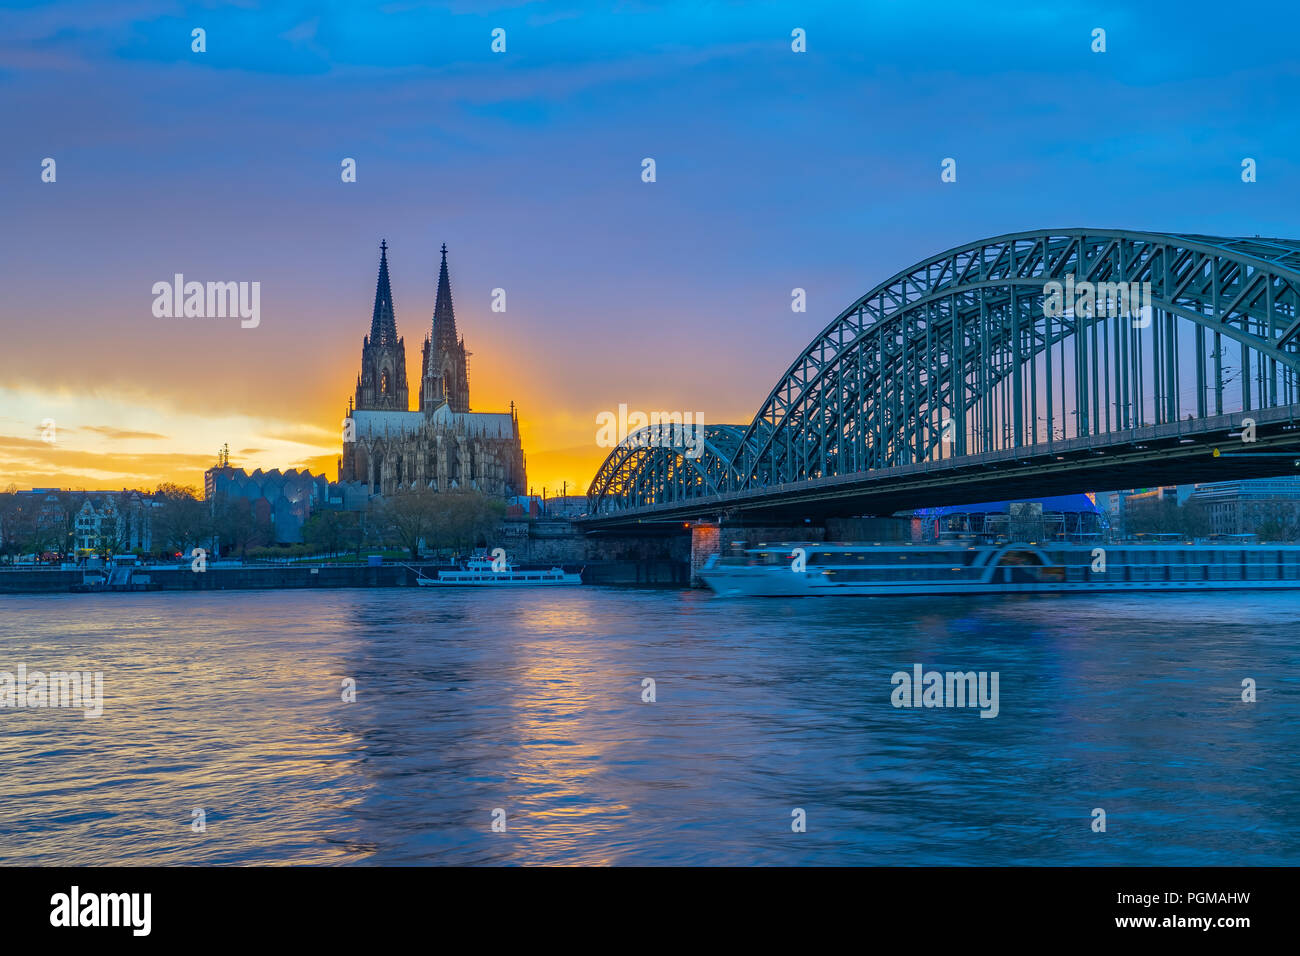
<box><xmin>79</xmin><ymin>425</ymin><xmax>169</xmax><ymax>440</ymax></box>
<box><xmin>0</xmin><ymin>435</ymin><xmax>52</xmax><ymax>451</ymax></box>
<box><xmin>0</xmin><ymin>444</ymin><xmax>219</xmax><ymax>490</ymax></box>
<box><xmin>259</xmin><ymin>426</ymin><xmax>338</xmax><ymax>448</ymax></box>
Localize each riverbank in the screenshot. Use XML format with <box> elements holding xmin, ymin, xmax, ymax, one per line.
<box><xmin>0</xmin><ymin>558</ymin><xmax>689</xmax><ymax>593</ymax></box>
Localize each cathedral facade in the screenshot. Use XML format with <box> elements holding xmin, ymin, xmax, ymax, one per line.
<box><xmin>338</xmin><ymin>242</ymin><xmax>526</xmax><ymax>498</ymax></box>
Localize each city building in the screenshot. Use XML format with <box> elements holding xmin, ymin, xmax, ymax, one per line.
<box><xmin>1186</xmin><ymin>477</ymin><xmax>1300</xmax><ymax>538</ymax></box>
<box><xmin>0</xmin><ymin>489</ymin><xmax>155</xmax><ymax>556</ymax></box>
<box><xmin>1100</xmin><ymin>485</ymin><xmax>1194</xmax><ymax>538</ymax></box>
<box><xmin>203</xmin><ymin>465</ymin><xmax>330</xmax><ymax>545</ymax></box>
<box><xmin>1098</xmin><ymin>478</ymin><xmax>1300</xmax><ymax>540</ymax></box>
<box><xmin>74</xmin><ymin>492</ymin><xmax>155</xmax><ymax>552</ymax></box>
<box><xmin>911</xmin><ymin>493</ymin><xmax>1107</xmax><ymax>543</ymax></box>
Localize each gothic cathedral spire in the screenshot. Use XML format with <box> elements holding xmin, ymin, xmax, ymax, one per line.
<box><xmin>433</xmin><ymin>243</ymin><xmax>458</xmax><ymax>352</ymax></box>
<box><xmin>354</xmin><ymin>240</ymin><xmax>409</xmax><ymax>410</ymax></box>
<box><xmin>369</xmin><ymin>240</ymin><xmax>400</xmax><ymax>346</ymax></box>
<box><xmin>421</xmin><ymin>243</ymin><xmax>470</xmax><ymax>414</ymax></box>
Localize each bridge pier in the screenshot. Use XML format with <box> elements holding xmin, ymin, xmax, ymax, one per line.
<box><xmin>586</xmin><ymin>516</ymin><xmax>916</xmax><ymax>587</ymax></box>
<box><xmin>688</xmin><ymin>521</ymin><xmax>720</xmax><ymax>587</ymax></box>
<box><xmin>685</xmin><ymin>516</ymin><xmax>916</xmax><ymax>584</ymax></box>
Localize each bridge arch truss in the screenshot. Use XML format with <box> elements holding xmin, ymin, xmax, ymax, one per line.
<box><xmin>588</xmin><ymin>230</ymin><xmax>1300</xmax><ymax>516</ymax></box>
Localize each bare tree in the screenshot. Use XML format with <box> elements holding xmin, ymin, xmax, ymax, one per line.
<box><xmin>153</xmin><ymin>483</ymin><xmax>208</xmax><ymax>555</ymax></box>
<box><xmin>376</xmin><ymin>488</ymin><xmax>442</xmax><ymax>559</ymax></box>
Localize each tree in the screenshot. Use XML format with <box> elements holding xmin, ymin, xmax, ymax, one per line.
<box><xmin>1126</xmin><ymin>496</ymin><xmax>1182</xmax><ymax>536</ymax></box>
<box><xmin>376</xmin><ymin>488</ymin><xmax>442</xmax><ymax>559</ymax></box>
<box><xmin>1180</xmin><ymin>499</ymin><xmax>1211</xmax><ymax>539</ymax></box>
<box><xmin>19</xmin><ymin>498</ymin><xmax>57</xmax><ymax>559</ymax></box>
<box><xmin>371</xmin><ymin>489</ymin><xmax>506</xmax><ymax>560</ymax></box>
<box><xmin>0</xmin><ymin>487</ymin><xmax>20</xmax><ymax>564</ymax></box>
<box><xmin>209</xmin><ymin>491</ymin><xmax>270</xmax><ymax>559</ymax></box>
<box><xmin>0</xmin><ymin>488</ymin><xmax>83</xmax><ymax>562</ymax></box>
<box><xmin>338</xmin><ymin>507</ymin><xmax>371</xmax><ymax>558</ymax></box>
<box><xmin>420</xmin><ymin>489</ymin><xmax>507</xmax><ymax>557</ymax></box>
<box><xmin>1253</xmin><ymin>501</ymin><xmax>1299</xmax><ymax>542</ymax></box>
<box><xmin>440</xmin><ymin>490</ymin><xmax>507</xmax><ymax>554</ymax></box>
<box><xmin>153</xmin><ymin>483</ymin><xmax>208</xmax><ymax>556</ymax></box>
<box><xmin>303</xmin><ymin>509</ymin><xmax>359</xmax><ymax>557</ymax></box>
<box><xmin>51</xmin><ymin>491</ymin><xmax>81</xmax><ymax>557</ymax></box>
<box><xmin>92</xmin><ymin>500</ymin><xmax>133</xmax><ymax>558</ymax></box>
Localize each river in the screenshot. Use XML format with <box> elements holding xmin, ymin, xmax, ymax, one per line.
<box><xmin>1</xmin><ymin>587</ymin><xmax>1296</xmax><ymax>865</ymax></box>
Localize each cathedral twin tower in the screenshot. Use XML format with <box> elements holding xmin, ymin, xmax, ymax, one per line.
<box><xmin>338</xmin><ymin>242</ymin><xmax>526</xmax><ymax>498</ymax></box>
<box><xmin>354</xmin><ymin>240</ymin><xmax>469</xmax><ymax>415</ymax></box>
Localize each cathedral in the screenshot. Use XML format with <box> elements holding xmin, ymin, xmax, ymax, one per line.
<box><xmin>338</xmin><ymin>241</ymin><xmax>526</xmax><ymax>498</ymax></box>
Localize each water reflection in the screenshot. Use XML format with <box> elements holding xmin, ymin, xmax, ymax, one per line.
<box><xmin>1</xmin><ymin>588</ymin><xmax>1297</xmax><ymax>864</ymax></box>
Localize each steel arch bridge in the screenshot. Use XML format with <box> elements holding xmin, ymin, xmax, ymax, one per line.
<box><xmin>585</xmin><ymin>229</ymin><xmax>1300</xmax><ymax>526</ymax></box>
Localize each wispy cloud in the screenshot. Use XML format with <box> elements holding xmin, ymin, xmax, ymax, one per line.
<box><xmin>80</xmin><ymin>425</ymin><xmax>169</xmax><ymax>440</ymax></box>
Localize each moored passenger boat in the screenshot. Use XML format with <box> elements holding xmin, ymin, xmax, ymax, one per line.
<box><xmin>415</xmin><ymin>554</ymin><xmax>582</xmax><ymax>587</ymax></box>
<box><xmin>699</xmin><ymin>542</ymin><xmax>1300</xmax><ymax>597</ymax></box>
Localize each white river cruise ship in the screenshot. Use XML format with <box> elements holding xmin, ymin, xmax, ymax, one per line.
<box><xmin>699</xmin><ymin>542</ymin><xmax>1300</xmax><ymax>597</ymax></box>
<box><xmin>416</xmin><ymin>554</ymin><xmax>582</xmax><ymax>587</ymax></box>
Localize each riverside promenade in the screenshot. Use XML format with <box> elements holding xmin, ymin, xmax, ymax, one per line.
<box><xmin>0</xmin><ymin>558</ymin><xmax>686</xmax><ymax>593</ymax></box>
<box><xmin>0</xmin><ymin>563</ymin><xmax>430</xmax><ymax>594</ymax></box>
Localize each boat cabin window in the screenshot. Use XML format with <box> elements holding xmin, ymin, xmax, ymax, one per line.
<box><xmin>997</xmin><ymin>549</ymin><xmax>1045</xmax><ymax>567</ymax></box>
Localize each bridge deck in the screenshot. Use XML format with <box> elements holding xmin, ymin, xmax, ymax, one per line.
<box><xmin>580</xmin><ymin>405</ymin><xmax>1300</xmax><ymax>527</ymax></box>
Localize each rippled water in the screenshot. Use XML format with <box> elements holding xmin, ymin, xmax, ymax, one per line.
<box><xmin>1</xmin><ymin>587</ymin><xmax>1297</xmax><ymax>865</ymax></box>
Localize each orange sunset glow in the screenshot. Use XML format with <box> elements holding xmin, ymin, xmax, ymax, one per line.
<box><xmin>0</xmin><ymin>242</ymin><xmax>767</xmax><ymax>498</ymax></box>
